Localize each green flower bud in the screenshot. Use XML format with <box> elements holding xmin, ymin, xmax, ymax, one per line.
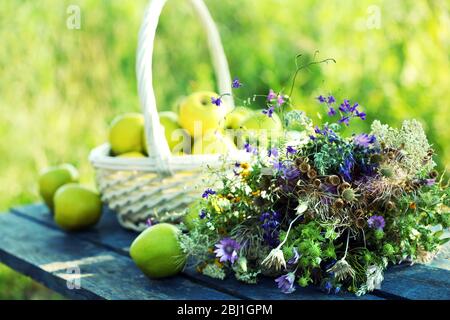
<box><xmin>375</xmin><ymin>229</ymin><xmax>384</xmax><ymax>240</ymax></box>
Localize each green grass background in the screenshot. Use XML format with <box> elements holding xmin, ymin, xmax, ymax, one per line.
<box><xmin>0</xmin><ymin>0</ymin><xmax>448</xmax><ymax>299</ymax></box>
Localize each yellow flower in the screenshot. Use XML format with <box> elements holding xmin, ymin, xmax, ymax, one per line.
<box><xmin>252</xmin><ymin>190</ymin><xmax>261</xmax><ymax>197</ymax></box>
<box><xmin>240</xmin><ymin>162</ymin><xmax>250</xmax><ymax>170</ymax></box>
<box><xmin>241</xmin><ymin>169</ymin><xmax>250</xmax><ymax>178</ymax></box>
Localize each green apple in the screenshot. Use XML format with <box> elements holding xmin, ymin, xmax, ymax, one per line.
<box><xmin>130</xmin><ymin>223</ymin><xmax>186</xmax><ymax>279</ymax></box>
<box><xmin>54</xmin><ymin>184</ymin><xmax>102</xmax><ymax>231</ymax></box>
<box><xmin>183</xmin><ymin>200</ymin><xmax>205</xmax><ymax>230</ymax></box>
<box><xmin>117</xmin><ymin>152</ymin><xmax>146</xmax><ymax>158</ymax></box>
<box><xmin>239</xmin><ymin>111</ymin><xmax>283</xmax><ymax>147</ymax></box>
<box><xmin>159</xmin><ymin>111</ymin><xmax>191</xmax><ymax>154</ymax></box>
<box><xmin>225</xmin><ymin>106</ymin><xmax>253</xmax><ymax>129</ymax></box>
<box><xmin>38</xmin><ymin>164</ymin><xmax>79</xmax><ymax>210</ymax></box>
<box><xmin>179</xmin><ymin>91</ymin><xmax>226</xmax><ymax>138</ymax></box>
<box><xmin>192</xmin><ymin>131</ymin><xmax>237</xmax><ymax>155</ymax></box>
<box><xmin>109</xmin><ymin>113</ymin><xmax>145</xmax><ymax>155</ymax></box>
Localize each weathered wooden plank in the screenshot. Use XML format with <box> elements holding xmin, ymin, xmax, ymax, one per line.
<box><xmin>373</xmin><ymin>264</ymin><xmax>450</xmax><ymax>300</ymax></box>
<box><xmin>11</xmin><ymin>204</ymin><xmax>385</xmax><ymax>300</ymax></box>
<box><xmin>0</xmin><ymin>212</ymin><xmax>236</xmax><ymax>300</ymax></box>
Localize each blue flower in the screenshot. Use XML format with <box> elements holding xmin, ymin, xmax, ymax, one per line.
<box><xmin>273</xmin><ymin>160</ymin><xmax>285</xmax><ymax>171</ymax></box>
<box><xmin>324</xmin><ymin>281</ymin><xmax>333</xmax><ymax>294</ymax></box>
<box><xmin>368</xmin><ymin>215</ymin><xmax>385</xmax><ymax>231</ymax></box>
<box><xmin>339</xmin><ymin>99</ymin><xmax>351</xmax><ymax>113</ymax></box>
<box><xmin>214</xmin><ymin>238</ymin><xmax>240</xmax><ymax>264</ymax></box>
<box><xmin>262</xmin><ymin>106</ymin><xmax>275</xmax><ymax>117</ymax></box>
<box><xmin>268</xmin><ymin>147</ymin><xmax>279</xmax><ymax>158</ymax></box>
<box><xmin>211</xmin><ymin>96</ymin><xmax>222</xmax><ymax>107</ymax></box>
<box><xmin>327</xmin><ymin>95</ymin><xmax>336</xmax><ymax>104</ymax></box>
<box><xmin>243</xmin><ymin>142</ymin><xmax>257</xmax><ymax>154</ymax></box>
<box><xmin>199</xmin><ymin>209</ymin><xmax>207</xmax><ymax>219</ymax></box>
<box><xmin>317</xmin><ymin>95</ymin><xmax>326</xmax><ymax>103</ymax></box>
<box><xmin>232</xmin><ymin>77</ymin><xmax>242</xmax><ymax>89</ymax></box>
<box><xmin>202</xmin><ymin>188</ymin><xmax>216</xmax><ymax>199</ymax></box>
<box><xmin>309</xmin><ymin>135</ymin><xmax>316</xmax><ymax>140</ymax></box>
<box><xmin>286</xmin><ymin>146</ymin><xmax>296</xmax><ymax>155</ymax></box>
<box><xmin>354</xmin><ymin>133</ymin><xmax>376</xmax><ymax>148</ymax></box>
<box><xmin>327</xmin><ymin>107</ymin><xmax>336</xmax><ymax>116</ymax></box>
<box><xmin>338</xmin><ymin>116</ymin><xmax>350</xmax><ymax>126</ymax></box>
<box><xmin>355</xmin><ymin>110</ymin><xmax>366</xmax><ymax>120</ymax></box>
<box><xmin>339</xmin><ymin>155</ymin><xmax>354</xmax><ymax>181</ymax></box>
<box><xmin>275</xmin><ymin>273</ymin><xmax>296</xmax><ymax>294</ymax></box>
<box><xmin>260</xmin><ymin>211</ymin><xmax>281</xmax><ymax>247</ymax></box>
<box><xmin>234</xmin><ymin>162</ymin><xmax>241</xmax><ymax>168</ymax></box>
<box><xmin>287</xmin><ymin>247</ymin><xmax>300</xmax><ymax>265</ymax></box>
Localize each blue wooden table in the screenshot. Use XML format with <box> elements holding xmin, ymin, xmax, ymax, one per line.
<box><xmin>0</xmin><ymin>204</ymin><xmax>449</xmax><ymax>300</ymax></box>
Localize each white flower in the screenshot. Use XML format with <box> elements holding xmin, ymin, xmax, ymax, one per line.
<box><xmin>262</xmin><ymin>248</ymin><xmax>286</xmax><ymax>271</ymax></box>
<box><xmin>366</xmin><ymin>265</ymin><xmax>384</xmax><ymax>291</ymax></box>
<box><xmin>327</xmin><ymin>259</ymin><xmax>355</xmax><ymax>281</ymax></box>
<box><xmin>295</xmin><ymin>201</ymin><xmax>308</xmax><ymax>215</ymax></box>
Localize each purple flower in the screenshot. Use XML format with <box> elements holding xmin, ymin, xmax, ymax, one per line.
<box><xmin>267</xmin><ymin>89</ymin><xmax>277</xmax><ymax>101</ymax></box>
<box><xmin>146</xmin><ymin>218</ymin><xmax>153</xmax><ymax>227</ymax></box>
<box><xmin>287</xmin><ymin>247</ymin><xmax>300</xmax><ymax>265</ymax></box>
<box><xmin>309</xmin><ymin>135</ymin><xmax>316</xmax><ymax>140</ymax></box>
<box><xmin>199</xmin><ymin>209</ymin><xmax>207</xmax><ymax>219</ymax></box>
<box><xmin>244</xmin><ymin>142</ymin><xmax>256</xmax><ymax>154</ymax></box>
<box><xmin>314</xmin><ymin>126</ymin><xmax>322</xmax><ymax>134</ymax></box>
<box><xmin>234</xmin><ymin>162</ymin><xmax>241</xmax><ymax>168</ymax></box>
<box><xmin>232</xmin><ymin>77</ymin><xmax>242</xmax><ymax>89</ymax></box>
<box><xmin>277</xmin><ymin>95</ymin><xmax>285</xmax><ymax>106</ymax></box>
<box><xmin>354</xmin><ymin>133</ymin><xmax>376</xmax><ymax>148</ymax></box>
<box><xmin>324</xmin><ymin>281</ymin><xmax>333</xmax><ymax>294</ymax></box>
<box><xmin>211</xmin><ymin>96</ymin><xmax>222</xmax><ymax>107</ymax></box>
<box><xmin>327</xmin><ymin>107</ymin><xmax>336</xmax><ymax>116</ymax></box>
<box><xmin>349</xmin><ymin>103</ymin><xmax>359</xmax><ymax>113</ymax></box>
<box><xmin>338</xmin><ymin>116</ymin><xmax>350</xmax><ymax>126</ymax></box>
<box><xmin>317</xmin><ymin>95</ymin><xmax>326</xmax><ymax>103</ymax></box>
<box><xmin>262</xmin><ymin>106</ymin><xmax>275</xmax><ymax>117</ymax></box>
<box><xmin>260</xmin><ymin>211</ymin><xmax>281</xmax><ymax>247</ymax></box>
<box><xmin>355</xmin><ymin>110</ymin><xmax>366</xmax><ymax>120</ymax></box>
<box><xmin>339</xmin><ymin>99</ymin><xmax>351</xmax><ymax>113</ymax></box>
<box><xmin>282</xmin><ymin>166</ymin><xmax>301</xmax><ymax>180</ymax></box>
<box><xmin>339</xmin><ymin>155</ymin><xmax>354</xmax><ymax>181</ymax></box>
<box><xmin>327</xmin><ymin>95</ymin><xmax>336</xmax><ymax>104</ymax></box>
<box><xmin>268</xmin><ymin>147</ymin><xmax>279</xmax><ymax>158</ymax></box>
<box><xmin>275</xmin><ymin>273</ymin><xmax>296</xmax><ymax>294</ymax></box>
<box><xmin>273</xmin><ymin>160</ymin><xmax>285</xmax><ymax>171</ymax></box>
<box><xmin>368</xmin><ymin>215</ymin><xmax>385</xmax><ymax>231</ymax></box>
<box><xmin>424</xmin><ymin>178</ymin><xmax>436</xmax><ymax>186</ymax></box>
<box><xmin>286</xmin><ymin>146</ymin><xmax>296</xmax><ymax>155</ymax></box>
<box><xmin>202</xmin><ymin>188</ymin><xmax>216</xmax><ymax>199</ymax></box>
<box><xmin>214</xmin><ymin>238</ymin><xmax>240</xmax><ymax>264</ymax></box>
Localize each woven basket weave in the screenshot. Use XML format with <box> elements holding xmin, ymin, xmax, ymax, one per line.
<box><xmin>89</xmin><ymin>0</ymin><xmax>248</xmax><ymax>232</ymax></box>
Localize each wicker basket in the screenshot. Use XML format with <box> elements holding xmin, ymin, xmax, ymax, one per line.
<box><xmin>89</xmin><ymin>0</ymin><xmax>249</xmax><ymax>232</ymax></box>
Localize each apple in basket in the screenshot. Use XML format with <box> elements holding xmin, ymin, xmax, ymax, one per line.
<box><xmin>54</xmin><ymin>183</ymin><xmax>102</xmax><ymax>231</ymax></box>
<box><xmin>192</xmin><ymin>131</ymin><xmax>237</xmax><ymax>155</ymax></box>
<box><xmin>38</xmin><ymin>164</ymin><xmax>79</xmax><ymax>210</ymax></box>
<box><xmin>239</xmin><ymin>111</ymin><xmax>283</xmax><ymax>147</ymax></box>
<box><xmin>109</xmin><ymin>113</ymin><xmax>145</xmax><ymax>155</ymax></box>
<box><xmin>154</xmin><ymin>111</ymin><xmax>191</xmax><ymax>155</ymax></box>
<box><xmin>178</xmin><ymin>91</ymin><xmax>226</xmax><ymax>138</ymax></box>
<box><xmin>224</xmin><ymin>106</ymin><xmax>253</xmax><ymax>130</ymax></box>
<box><xmin>130</xmin><ymin>223</ymin><xmax>186</xmax><ymax>279</ymax></box>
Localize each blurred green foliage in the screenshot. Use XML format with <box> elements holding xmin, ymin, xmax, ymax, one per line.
<box><xmin>0</xmin><ymin>0</ymin><xmax>448</xmax><ymax>299</ymax></box>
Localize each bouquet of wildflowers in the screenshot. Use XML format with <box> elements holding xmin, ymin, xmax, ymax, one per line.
<box><xmin>179</xmin><ymin>59</ymin><xmax>450</xmax><ymax>296</ymax></box>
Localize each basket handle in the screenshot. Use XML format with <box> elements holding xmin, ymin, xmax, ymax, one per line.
<box><xmin>136</xmin><ymin>0</ymin><xmax>234</xmax><ymax>175</ymax></box>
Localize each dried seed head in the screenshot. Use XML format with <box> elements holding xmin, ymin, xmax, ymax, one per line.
<box><xmin>327</xmin><ymin>175</ymin><xmax>341</xmax><ymax>186</ymax></box>
<box><xmin>307</xmin><ymin>169</ymin><xmax>317</xmax><ymax>179</ymax></box>
<box><xmin>370</xmin><ymin>154</ymin><xmax>383</xmax><ymax>164</ymax></box>
<box><xmin>386</xmin><ymin>201</ymin><xmax>396</xmax><ymax>211</ymax></box>
<box><xmin>313</xmin><ymin>179</ymin><xmax>321</xmax><ymax>188</ymax></box>
<box><xmin>387</xmin><ymin>151</ymin><xmax>395</xmax><ymax>160</ymax></box>
<box><xmin>294</xmin><ymin>157</ymin><xmax>304</xmax><ymax>167</ymax></box>
<box><xmin>427</xmin><ymin>149</ymin><xmax>434</xmax><ymax>156</ymax></box>
<box><xmin>342</xmin><ymin>188</ymin><xmax>356</xmax><ymax>202</ymax></box>
<box><xmin>392</xmin><ymin>187</ymin><xmax>403</xmax><ymax>198</ymax></box>
<box><xmin>380</xmin><ymin>142</ymin><xmax>386</xmax><ymax>149</ymax></box>
<box><xmin>334</xmin><ymin>198</ymin><xmax>345</xmax><ymax>209</ymax></box>
<box><xmin>380</xmin><ymin>167</ymin><xmax>394</xmax><ymax>178</ymax></box>
<box><xmin>355</xmin><ymin>217</ymin><xmax>366</xmax><ymax>229</ymax></box>
<box><xmin>354</xmin><ymin>209</ymin><xmax>365</xmax><ymax>217</ymax></box>
<box><xmin>299</xmin><ymin>162</ymin><xmax>310</xmax><ymax>173</ymax></box>
<box><xmin>429</xmin><ymin>170</ymin><xmax>438</xmax><ymax>179</ymax></box>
